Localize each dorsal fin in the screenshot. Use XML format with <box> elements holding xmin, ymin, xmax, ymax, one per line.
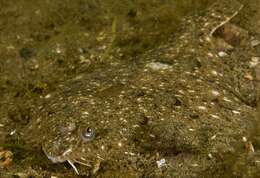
<box><xmin>198</xmin><ymin>0</ymin><xmax>244</xmax><ymax>37</ymax></box>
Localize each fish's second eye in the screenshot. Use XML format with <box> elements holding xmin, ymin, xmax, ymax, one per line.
<box><xmin>80</xmin><ymin>127</ymin><xmax>95</xmax><ymax>142</ymax></box>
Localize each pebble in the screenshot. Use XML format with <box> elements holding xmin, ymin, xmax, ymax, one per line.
<box><xmin>210</xmin><ymin>114</ymin><xmax>220</xmax><ymax>119</ymax></box>
<box><xmin>210</xmin><ymin>70</ymin><xmax>218</xmax><ymax>76</ymax></box>
<box><xmin>208</xmin><ymin>90</ymin><xmax>220</xmax><ymax>101</ymax></box>
<box><xmin>249</xmin><ymin>57</ymin><xmax>259</xmax><ymax>68</ymax></box>
<box><xmin>211</xmin><ymin>90</ymin><xmax>220</xmax><ymax>97</ymax></box>
<box><xmin>197</xmin><ymin>106</ymin><xmax>207</xmax><ymax>111</ymax></box>
<box><xmin>9</xmin><ymin>129</ymin><xmax>16</xmax><ymax>135</ymax></box>
<box><xmin>79</xmin><ymin>55</ymin><xmax>90</xmax><ymax>64</ymax></box>
<box><xmin>252</xmin><ymin>57</ymin><xmax>259</xmax><ymax>62</ymax></box>
<box><xmin>156</xmin><ymin>158</ymin><xmax>166</xmax><ymax>168</ymax></box>
<box><xmin>146</xmin><ymin>62</ymin><xmax>172</xmax><ymax>71</ymax></box>
<box><xmin>56</xmin><ymin>47</ymin><xmax>62</xmax><ymax>54</ymax></box>
<box><xmin>218</xmin><ymin>51</ymin><xmax>228</xmax><ymax>57</ymax></box>
<box><xmin>45</xmin><ymin>94</ymin><xmax>51</xmax><ymax>99</ymax></box>
<box><xmin>222</xmin><ymin>97</ymin><xmax>233</xmax><ymax>103</ymax></box>
<box><xmin>232</xmin><ymin>110</ymin><xmax>240</xmax><ymax>114</ymax></box>
<box><xmin>207</xmin><ymin>52</ymin><xmax>214</xmax><ymax>57</ymax></box>
<box><xmin>244</xmin><ymin>73</ymin><xmax>253</xmax><ymax>80</ymax></box>
<box><xmin>191</xmin><ymin>163</ymin><xmax>199</xmax><ymax>167</ymax></box>
<box><xmin>14</xmin><ymin>173</ymin><xmax>28</xmax><ymax>178</ymax></box>
<box><xmin>208</xmin><ymin>153</ymin><xmax>213</xmax><ymax>159</ymax></box>
<box><xmin>251</xmin><ymin>39</ymin><xmax>260</xmax><ymax>47</ymax></box>
<box><xmin>118</xmin><ymin>142</ymin><xmax>122</xmax><ymax>147</ymax></box>
<box><xmin>242</xmin><ymin>136</ymin><xmax>247</xmax><ymax>142</ymax></box>
<box><xmin>210</xmin><ymin>134</ymin><xmax>217</xmax><ymax>140</ymax></box>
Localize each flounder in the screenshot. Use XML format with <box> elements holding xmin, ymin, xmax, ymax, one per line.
<box><xmin>24</xmin><ymin>0</ymin><xmax>255</xmax><ymax>176</ymax></box>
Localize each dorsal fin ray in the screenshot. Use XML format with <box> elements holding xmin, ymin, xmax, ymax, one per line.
<box><xmin>198</xmin><ymin>0</ymin><xmax>244</xmax><ymax>37</ymax></box>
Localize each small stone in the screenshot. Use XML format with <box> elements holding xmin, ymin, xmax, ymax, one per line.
<box><xmin>208</xmin><ymin>153</ymin><xmax>213</xmax><ymax>159</ymax></box>
<box><xmin>197</xmin><ymin>106</ymin><xmax>207</xmax><ymax>110</ymax></box>
<box><xmin>45</xmin><ymin>94</ymin><xmax>51</xmax><ymax>99</ymax></box>
<box><xmin>252</xmin><ymin>57</ymin><xmax>259</xmax><ymax>62</ymax></box>
<box><xmin>9</xmin><ymin>129</ymin><xmax>16</xmax><ymax>135</ymax></box>
<box><xmin>128</xmin><ymin>152</ymin><xmax>136</xmax><ymax>156</ymax></box>
<box><xmin>149</xmin><ymin>134</ymin><xmax>156</xmax><ymax>138</ymax></box>
<box><xmin>56</xmin><ymin>47</ymin><xmax>62</xmax><ymax>54</ymax></box>
<box><xmin>251</xmin><ymin>39</ymin><xmax>260</xmax><ymax>47</ymax></box>
<box><xmin>208</xmin><ymin>90</ymin><xmax>220</xmax><ymax>101</ymax></box>
<box><xmin>211</xmin><ymin>90</ymin><xmax>220</xmax><ymax>97</ymax></box>
<box><xmin>146</xmin><ymin>62</ymin><xmax>172</xmax><ymax>71</ymax></box>
<box><xmin>222</xmin><ymin>97</ymin><xmax>233</xmax><ymax>103</ymax></box>
<box><xmin>191</xmin><ymin>163</ymin><xmax>199</xmax><ymax>167</ymax></box>
<box><xmin>249</xmin><ymin>57</ymin><xmax>259</xmax><ymax>68</ymax></box>
<box><xmin>210</xmin><ymin>114</ymin><xmax>220</xmax><ymax>119</ymax></box>
<box><xmin>15</xmin><ymin>173</ymin><xmax>28</xmax><ymax>178</ymax></box>
<box><xmin>210</xmin><ymin>70</ymin><xmax>218</xmax><ymax>76</ymax></box>
<box><xmin>232</xmin><ymin>110</ymin><xmax>240</xmax><ymax>114</ymax></box>
<box><xmin>208</xmin><ymin>52</ymin><xmax>214</xmax><ymax>57</ymax></box>
<box><xmin>6</xmin><ymin>45</ymin><xmax>15</xmax><ymax>50</ymax></box>
<box><xmin>210</xmin><ymin>134</ymin><xmax>217</xmax><ymax>140</ymax></box>
<box><xmin>244</xmin><ymin>73</ymin><xmax>253</xmax><ymax>80</ymax></box>
<box><xmin>205</xmin><ymin>37</ymin><xmax>211</xmax><ymax>42</ymax></box>
<box><xmin>118</xmin><ymin>142</ymin><xmax>122</xmax><ymax>147</ymax></box>
<box><xmin>156</xmin><ymin>158</ymin><xmax>166</xmax><ymax>168</ymax></box>
<box><xmin>242</xmin><ymin>137</ymin><xmax>247</xmax><ymax>142</ymax></box>
<box><xmin>218</xmin><ymin>51</ymin><xmax>228</xmax><ymax>57</ymax></box>
<box><xmin>82</xmin><ymin>111</ymin><xmax>89</xmax><ymax>115</ymax></box>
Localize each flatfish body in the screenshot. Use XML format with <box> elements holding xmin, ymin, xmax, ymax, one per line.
<box><xmin>24</xmin><ymin>0</ymin><xmax>258</xmax><ymax>176</ymax></box>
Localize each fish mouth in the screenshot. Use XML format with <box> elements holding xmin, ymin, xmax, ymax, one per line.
<box><xmin>42</xmin><ymin>146</ymin><xmax>93</xmax><ymax>175</ymax></box>
<box><xmin>42</xmin><ymin>147</ymin><xmax>80</xmax><ymax>175</ymax></box>
<box><xmin>42</xmin><ymin>146</ymin><xmax>72</xmax><ymax>163</ymax></box>
<box><xmin>45</xmin><ymin>153</ymin><xmax>66</xmax><ymax>163</ymax></box>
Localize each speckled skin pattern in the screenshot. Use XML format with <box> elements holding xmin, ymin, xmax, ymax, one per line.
<box><xmin>24</xmin><ymin>0</ymin><xmax>258</xmax><ymax>176</ymax></box>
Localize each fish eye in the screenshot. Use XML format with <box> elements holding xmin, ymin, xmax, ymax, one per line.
<box><xmin>80</xmin><ymin>127</ymin><xmax>95</xmax><ymax>142</ymax></box>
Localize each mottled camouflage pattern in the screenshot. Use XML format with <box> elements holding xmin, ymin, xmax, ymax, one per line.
<box><xmin>24</xmin><ymin>0</ymin><xmax>257</xmax><ymax>176</ymax></box>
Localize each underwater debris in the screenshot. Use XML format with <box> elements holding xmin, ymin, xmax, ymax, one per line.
<box><xmin>0</xmin><ymin>148</ymin><xmax>13</xmax><ymax>169</ymax></box>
